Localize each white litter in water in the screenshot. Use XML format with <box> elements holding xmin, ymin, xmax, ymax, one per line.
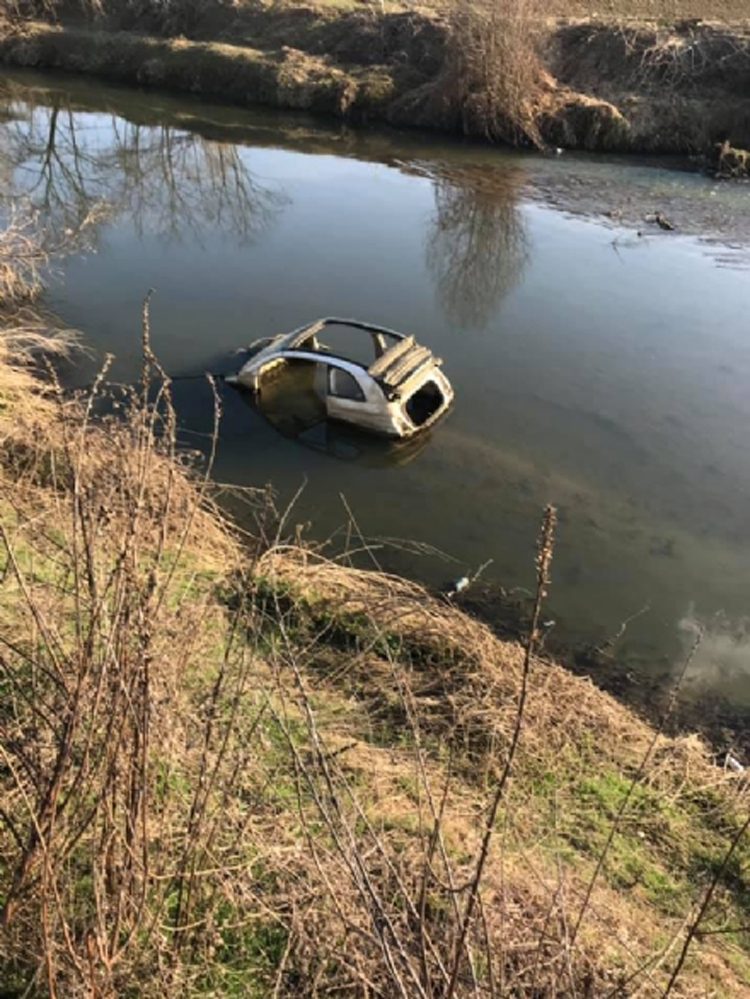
<box><xmin>726</xmin><ymin>753</ymin><xmax>745</xmax><ymax>773</ymax></box>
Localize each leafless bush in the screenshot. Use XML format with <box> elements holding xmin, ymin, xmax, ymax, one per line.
<box><xmin>0</xmin><ymin>0</ymin><xmax>103</xmax><ymax>22</ymax></box>
<box><xmin>0</xmin><ymin>294</ymin><xmax>258</xmax><ymax>993</ymax></box>
<box><xmin>0</xmin><ymin>208</ymin><xmax>48</xmax><ymax>307</ymax></box>
<box><xmin>435</xmin><ymin>0</ymin><xmax>546</xmax><ymax>147</ymax></box>
<box><xmin>623</xmin><ymin>22</ymin><xmax>750</xmax><ymax>93</ymax></box>
<box><xmin>0</xmin><ymin>210</ymin><xmax>78</xmax><ymax>436</ymax></box>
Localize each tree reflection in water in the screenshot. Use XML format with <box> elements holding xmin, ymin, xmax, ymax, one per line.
<box><xmin>0</xmin><ymin>80</ymin><xmax>528</xmax><ymax>330</ymax></box>
<box><xmin>425</xmin><ymin>163</ymin><xmax>529</xmax><ymax>330</ymax></box>
<box><xmin>0</xmin><ymin>86</ymin><xmax>286</xmax><ymax>243</ymax></box>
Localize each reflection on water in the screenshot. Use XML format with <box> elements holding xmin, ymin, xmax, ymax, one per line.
<box><xmin>3</xmin><ymin>71</ymin><xmax>750</xmax><ymax>715</ymax></box>
<box><xmin>425</xmin><ymin>164</ymin><xmax>528</xmax><ymax>329</ymax></box>
<box><xmin>678</xmin><ymin>610</ymin><xmax>750</xmax><ymax>705</ymax></box>
<box><xmin>0</xmin><ymin>76</ymin><xmax>530</xmax><ymax>330</ymax></box>
<box><xmin>0</xmin><ymin>81</ymin><xmax>284</xmax><ymax>241</ymax></box>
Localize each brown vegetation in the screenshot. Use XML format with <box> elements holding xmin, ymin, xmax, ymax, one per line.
<box><xmin>0</xmin><ymin>0</ymin><xmax>749</xmax><ymax>155</ymax></box>
<box><xmin>550</xmin><ymin>0</ymin><xmax>750</xmax><ymax>18</ymax></box>
<box><xmin>0</xmin><ymin>208</ymin><xmax>81</xmax><ymax>427</ymax></box>
<box><xmin>434</xmin><ymin>0</ymin><xmax>545</xmax><ymax>147</ymax></box>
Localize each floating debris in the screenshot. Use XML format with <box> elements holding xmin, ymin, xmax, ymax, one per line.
<box><xmin>644</xmin><ymin>211</ymin><xmax>677</xmax><ymax>231</ymax></box>
<box><xmin>655</xmin><ymin>212</ymin><xmax>676</xmax><ymax>231</ymax></box>
<box><xmin>711</xmin><ymin>140</ymin><xmax>750</xmax><ymax>179</ymax></box>
<box><xmin>725</xmin><ymin>752</ymin><xmax>745</xmax><ymax>773</ymax></box>
<box><xmin>448</xmin><ymin>575</ymin><xmax>471</xmax><ymax>597</ymax></box>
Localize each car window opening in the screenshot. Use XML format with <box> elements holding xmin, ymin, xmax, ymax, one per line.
<box><xmin>328</xmin><ymin>367</ymin><xmax>365</xmax><ymax>402</ymax></box>
<box><xmin>405</xmin><ymin>380</ymin><xmax>444</xmax><ymax>427</ymax></box>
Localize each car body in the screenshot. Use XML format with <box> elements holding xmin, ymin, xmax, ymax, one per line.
<box><xmin>226</xmin><ymin>318</ymin><xmax>454</xmax><ymax>439</ymax></box>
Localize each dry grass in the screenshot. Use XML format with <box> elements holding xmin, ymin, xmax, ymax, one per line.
<box><xmin>254</xmin><ymin>546</ymin><xmax>732</xmax><ymax>791</ymax></box>
<box><xmin>0</xmin><ymin>288</ymin><xmax>246</xmax><ymax>994</ymax></box>
<box><xmin>253</xmin><ymin>548</ymin><xmax>747</xmax><ymax>995</ymax></box>
<box><xmin>0</xmin><ymin>204</ymin><xmax>104</xmax><ymax>434</ymax></box>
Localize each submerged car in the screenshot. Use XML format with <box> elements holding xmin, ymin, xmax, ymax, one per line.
<box><xmin>227</xmin><ymin>318</ymin><xmax>454</xmax><ymax>439</ymax></box>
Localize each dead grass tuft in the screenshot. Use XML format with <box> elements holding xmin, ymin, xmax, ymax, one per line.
<box><xmin>434</xmin><ymin>0</ymin><xmax>547</xmax><ymax>147</ymax></box>
<box><xmin>256</xmin><ymin>544</ymin><xmax>660</xmax><ymax>778</ymax></box>
<box><xmin>0</xmin><ymin>204</ymin><xmax>106</xmax><ymax>436</ymax></box>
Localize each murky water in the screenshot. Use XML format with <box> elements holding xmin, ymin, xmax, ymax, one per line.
<box><xmin>3</xmin><ymin>69</ymin><xmax>750</xmax><ymax>708</ymax></box>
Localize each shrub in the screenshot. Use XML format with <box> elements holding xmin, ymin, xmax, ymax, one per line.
<box><xmin>437</xmin><ymin>0</ymin><xmax>545</xmax><ymax>147</ymax></box>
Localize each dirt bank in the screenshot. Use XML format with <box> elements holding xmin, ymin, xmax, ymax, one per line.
<box><xmin>550</xmin><ymin>0</ymin><xmax>750</xmax><ymax>17</ymax></box>
<box><xmin>549</xmin><ymin>20</ymin><xmax>750</xmax><ymax>153</ymax></box>
<box><xmin>1</xmin><ymin>11</ymin><xmax>749</xmax><ymax>157</ymax></box>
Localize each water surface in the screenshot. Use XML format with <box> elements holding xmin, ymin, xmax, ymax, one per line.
<box><xmin>3</xmin><ymin>70</ymin><xmax>750</xmax><ymax>708</ymax></box>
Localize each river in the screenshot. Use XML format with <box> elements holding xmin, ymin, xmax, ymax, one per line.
<box><xmin>3</xmin><ymin>69</ymin><xmax>750</xmax><ymax>718</ymax></box>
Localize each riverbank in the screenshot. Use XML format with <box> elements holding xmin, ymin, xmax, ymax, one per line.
<box><xmin>1</xmin><ymin>8</ymin><xmax>750</xmax><ymax>157</ymax></box>
<box><xmin>1</xmin><ymin>218</ymin><xmax>749</xmax><ymax>994</ymax></box>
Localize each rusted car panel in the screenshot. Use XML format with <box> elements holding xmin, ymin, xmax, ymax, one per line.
<box><xmin>227</xmin><ymin>318</ymin><xmax>454</xmax><ymax>439</ymax></box>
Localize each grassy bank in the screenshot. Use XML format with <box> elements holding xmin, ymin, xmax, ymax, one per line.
<box><xmin>0</xmin><ymin>221</ymin><xmax>749</xmax><ymax>995</ymax></box>
<box><xmin>0</xmin><ymin>3</ymin><xmax>750</xmax><ymax>157</ymax></box>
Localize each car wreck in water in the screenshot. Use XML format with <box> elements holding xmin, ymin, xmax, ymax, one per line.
<box><xmin>227</xmin><ymin>318</ymin><xmax>454</xmax><ymax>439</ymax></box>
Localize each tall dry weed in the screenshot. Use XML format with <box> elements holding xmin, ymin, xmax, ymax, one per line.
<box><xmin>437</xmin><ymin>0</ymin><xmax>545</xmax><ymax>147</ymax></box>
<box><xmin>0</xmin><ymin>205</ymin><xmax>103</xmax><ymax>436</ymax></box>
<box><xmin>0</xmin><ymin>294</ymin><xmax>257</xmax><ymax>995</ymax></box>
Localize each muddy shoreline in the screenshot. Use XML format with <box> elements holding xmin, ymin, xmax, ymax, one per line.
<box><xmin>453</xmin><ymin>582</ymin><xmax>750</xmax><ymax>765</ymax></box>
<box><xmin>1</xmin><ymin>12</ymin><xmax>749</xmax><ymax>158</ymax></box>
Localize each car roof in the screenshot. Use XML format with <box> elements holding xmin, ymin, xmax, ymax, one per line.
<box><xmin>279</xmin><ymin>317</ymin><xmax>408</xmax><ymax>352</ymax></box>
<box><xmin>269</xmin><ymin>318</ymin><xmax>443</xmax><ymax>396</ymax></box>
